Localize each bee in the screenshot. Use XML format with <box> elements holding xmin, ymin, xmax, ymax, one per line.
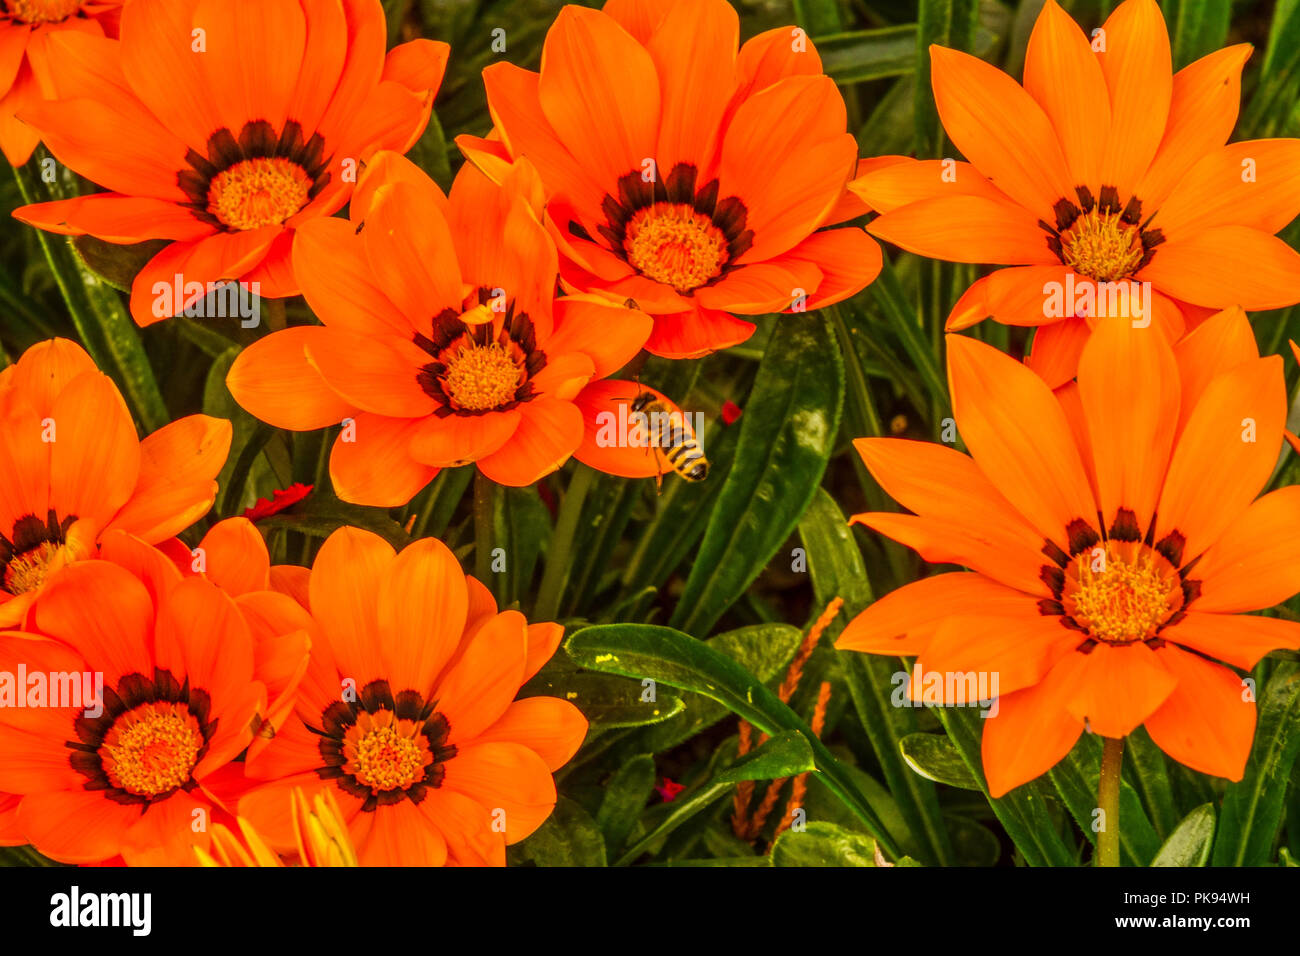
<box><xmin>630</xmin><ymin>391</ymin><xmax>709</xmax><ymax>489</ymax></box>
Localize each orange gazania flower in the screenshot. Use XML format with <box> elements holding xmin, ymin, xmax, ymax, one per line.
<box><xmin>0</xmin><ymin>0</ymin><xmax>124</xmax><ymax>166</ymax></box>
<box><xmin>460</xmin><ymin>0</ymin><xmax>881</xmax><ymax>359</ymax></box>
<box><xmin>12</xmin><ymin>0</ymin><xmax>447</xmax><ymax>326</ymax></box>
<box><xmin>837</xmin><ymin>308</ymin><xmax>1300</xmax><ymax>796</ymax></box>
<box><xmin>226</xmin><ymin>152</ymin><xmax>652</xmax><ymax>505</ymax></box>
<box><xmin>0</xmin><ymin>552</ymin><xmax>290</xmax><ymax>864</ymax></box>
<box><xmin>0</xmin><ymin>338</ymin><xmax>230</xmax><ymax>626</ymax></box>
<box><xmin>238</xmin><ymin>526</ymin><xmax>588</xmax><ymax>866</ymax></box>
<box><xmin>851</xmin><ymin>0</ymin><xmax>1300</xmax><ymax>387</ymax></box>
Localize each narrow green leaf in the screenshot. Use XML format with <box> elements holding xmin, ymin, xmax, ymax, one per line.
<box><xmin>1168</xmin><ymin>0</ymin><xmax>1232</xmax><ymax>70</ymax></box>
<box><xmin>1213</xmin><ymin>663</ymin><xmax>1300</xmax><ymax>866</ymax></box>
<box><xmin>818</xmin><ymin>27</ymin><xmax>917</xmax><ymax>85</ymax></box>
<box><xmin>915</xmin><ymin>0</ymin><xmax>979</xmax><ymax>158</ymax></box>
<box><xmin>799</xmin><ymin>487</ymin><xmax>953</xmax><ymax>865</ymax></box>
<box><xmin>1152</xmin><ymin>804</ymin><xmax>1216</xmax><ymax>867</ymax></box>
<box><xmin>669</xmin><ymin>314</ymin><xmax>844</xmax><ymax>636</ymax></box>
<box><xmin>13</xmin><ymin>155</ymin><xmax>168</xmax><ymax>433</ymax></box>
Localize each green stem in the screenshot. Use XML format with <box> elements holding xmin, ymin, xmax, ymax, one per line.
<box><xmin>533</xmin><ymin>464</ymin><xmax>594</xmax><ymax>622</ymax></box>
<box><xmin>1097</xmin><ymin>735</ymin><xmax>1124</xmax><ymax>867</ymax></box>
<box><xmin>473</xmin><ymin>471</ymin><xmax>495</xmax><ymax>589</ymax></box>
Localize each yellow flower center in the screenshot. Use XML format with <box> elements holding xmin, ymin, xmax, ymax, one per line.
<box><xmin>342</xmin><ymin>710</ymin><xmax>432</xmax><ymax>793</ymax></box>
<box><xmin>1061</xmin><ymin>541</ymin><xmax>1183</xmax><ymax>645</ymax></box>
<box><xmin>1059</xmin><ymin>208</ymin><xmax>1145</xmax><ymax>282</ymax></box>
<box><xmin>100</xmin><ymin>702</ymin><xmax>204</xmax><ymax>797</ymax></box>
<box><xmin>624</xmin><ymin>203</ymin><xmax>729</xmax><ymax>293</ymax></box>
<box><xmin>207</xmin><ymin>157</ymin><xmax>312</xmax><ymax>231</ymax></box>
<box><xmin>3</xmin><ymin>540</ymin><xmax>64</xmax><ymax>595</ymax></box>
<box><xmin>441</xmin><ymin>340</ymin><xmax>525</xmax><ymax>412</ymax></box>
<box><xmin>6</xmin><ymin>0</ymin><xmax>82</xmax><ymax>23</ymax></box>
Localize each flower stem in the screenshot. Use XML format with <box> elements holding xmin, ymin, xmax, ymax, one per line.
<box><xmin>1097</xmin><ymin>735</ymin><xmax>1124</xmax><ymax>867</ymax></box>
<box><xmin>473</xmin><ymin>472</ymin><xmax>497</xmax><ymax>597</ymax></box>
<box><xmin>534</xmin><ymin>464</ymin><xmax>594</xmax><ymax>622</ymax></box>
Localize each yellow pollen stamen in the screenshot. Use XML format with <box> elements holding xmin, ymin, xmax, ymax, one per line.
<box><xmin>101</xmin><ymin>702</ymin><xmax>203</xmax><ymax>797</ymax></box>
<box><xmin>1060</xmin><ymin>209</ymin><xmax>1144</xmax><ymax>282</ymax></box>
<box><xmin>207</xmin><ymin>157</ymin><xmax>312</xmax><ymax>231</ymax></box>
<box><xmin>442</xmin><ymin>340</ymin><xmax>524</xmax><ymax>412</ymax></box>
<box><xmin>343</xmin><ymin>711</ymin><xmax>431</xmax><ymax>792</ymax></box>
<box><xmin>6</xmin><ymin>0</ymin><xmax>82</xmax><ymax>23</ymax></box>
<box><xmin>4</xmin><ymin>540</ymin><xmax>62</xmax><ymax>595</ymax></box>
<box><xmin>1062</xmin><ymin>541</ymin><xmax>1182</xmax><ymax>645</ymax></box>
<box><xmin>624</xmin><ymin>203</ymin><xmax>728</xmax><ymax>293</ymax></box>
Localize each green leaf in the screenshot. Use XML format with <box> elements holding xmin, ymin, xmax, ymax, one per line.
<box><xmin>770</xmin><ymin>821</ymin><xmax>878</xmax><ymax>867</ymax></box>
<box><xmin>799</xmin><ymin>487</ymin><xmax>953</xmax><ymax>865</ymax></box>
<box><xmin>523</xmin><ymin>663</ymin><xmax>686</xmax><ymax>730</ymax></box>
<box><xmin>12</xmin><ymin>154</ymin><xmax>168</xmax><ymax>433</ymax></box>
<box><xmin>596</xmin><ymin>754</ymin><xmax>656</xmax><ymax>854</ymax></box>
<box><xmin>669</xmin><ymin>314</ymin><xmax>844</xmax><ymax>636</ymax></box>
<box><xmin>1152</xmin><ymin>804</ymin><xmax>1216</xmax><ymax>867</ymax></box>
<box><xmin>818</xmin><ymin>27</ymin><xmax>916</xmax><ymax>85</ymax></box>
<box><xmin>900</xmin><ymin>733</ymin><xmax>981</xmax><ymax>791</ymax></box>
<box><xmin>1167</xmin><ymin>0</ymin><xmax>1232</xmax><ymax>70</ymax></box>
<box><xmin>915</xmin><ymin>0</ymin><xmax>979</xmax><ymax>157</ymax></box>
<box><xmin>513</xmin><ymin>795</ymin><xmax>606</xmax><ymax>867</ymax></box>
<box><xmin>613</xmin><ymin>731</ymin><xmax>816</xmax><ymax>865</ymax></box>
<box><xmin>1123</xmin><ymin>726</ymin><xmax>1180</xmax><ymax>840</ymax></box>
<box><xmin>1213</xmin><ymin>663</ymin><xmax>1300</xmax><ymax>866</ymax></box>
<box><xmin>1243</xmin><ymin>0</ymin><xmax>1300</xmax><ymax>137</ymax></box>
<box><xmin>792</xmin><ymin>0</ymin><xmax>843</xmax><ymax>36</ymax></box>
<box><xmin>566</xmin><ymin>623</ymin><xmax>901</xmax><ymax>857</ymax></box>
<box><xmin>1047</xmin><ymin>734</ymin><xmax>1161</xmax><ymax>866</ymax></box>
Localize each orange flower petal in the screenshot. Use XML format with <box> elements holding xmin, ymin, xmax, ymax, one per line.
<box><xmin>329</xmin><ymin>413</ymin><xmax>439</xmax><ymax>507</ymax></box>
<box><xmin>1143</xmin><ymin>644</ymin><xmax>1255</xmax><ymax>781</ymax></box>
<box><xmin>1138</xmin><ymin>225</ymin><xmax>1300</xmax><ymax>310</ymax></box>
<box><xmin>981</xmin><ymin>676</ymin><xmax>1082</xmax><ymax>798</ymax></box>
<box><xmin>1023</xmin><ymin>0</ymin><xmax>1110</xmax><ymax>188</ymax></box>
<box><xmin>836</xmin><ymin>572</ymin><xmax>1032</xmax><ymax>656</ymax></box>
<box><xmin>476</xmin><ymin>398</ymin><xmax>582</xmax><ymax>487</ymax></box>
<box><xmin>929</xmin><ymin>44</ymin><xmax>1073</xmax><ymax>221</ymax></box>
<box><xmin>227</xmin><ymin>327</ymin><xmax>355</xmax><ymax>431</ymax></box>
<box><xmin>442</xmin><ymin>741</ymin><xmax>556</xmax><ymax>844</ymax></box>
<box><xmin>1136</xmin><ymin>44</ymin><xmax>1251</xmax><ymax>209</ymax></box>
<box><xmin>1191</xmin><ymin>487</ymin><xmax>1300</xmax><ymax>613</ymax></box>
<box><xmin>1155</xmin><ymin>354</ymin><xmax>1284</xmax><ymax>562</ymax></box>
<box><xmin>436</xmin><ymin>610</ymin><xmax>528</xmax><ymax>742</ymax></box>
<box><xmin>1049</xmin><ymin>642</ymin><xmax>1176</xmax><ymax>738</ymax></box>
<box><xmin>1076</xmin><ymin>318</ymin><xmax>1179</xmax><ymax>532</ymax></box>
<box><xmin>1096</xmin><ymin>0</ymin><xmax>1173</xmax><ymax>196</ymax></box>
<box><xmin>376</xmin><ymin>537</ymin><xmax>469</xmax><ymax>696</ymax></box>
<box><xmin>947</xmin><ymin>334</ymin><xmax>1097</xmax><ymax>548</ymax></box>
<box><xmin>868</xmin><ymin>195</ymin><xmax>1056</xmax><ymax>265</ymax></box>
